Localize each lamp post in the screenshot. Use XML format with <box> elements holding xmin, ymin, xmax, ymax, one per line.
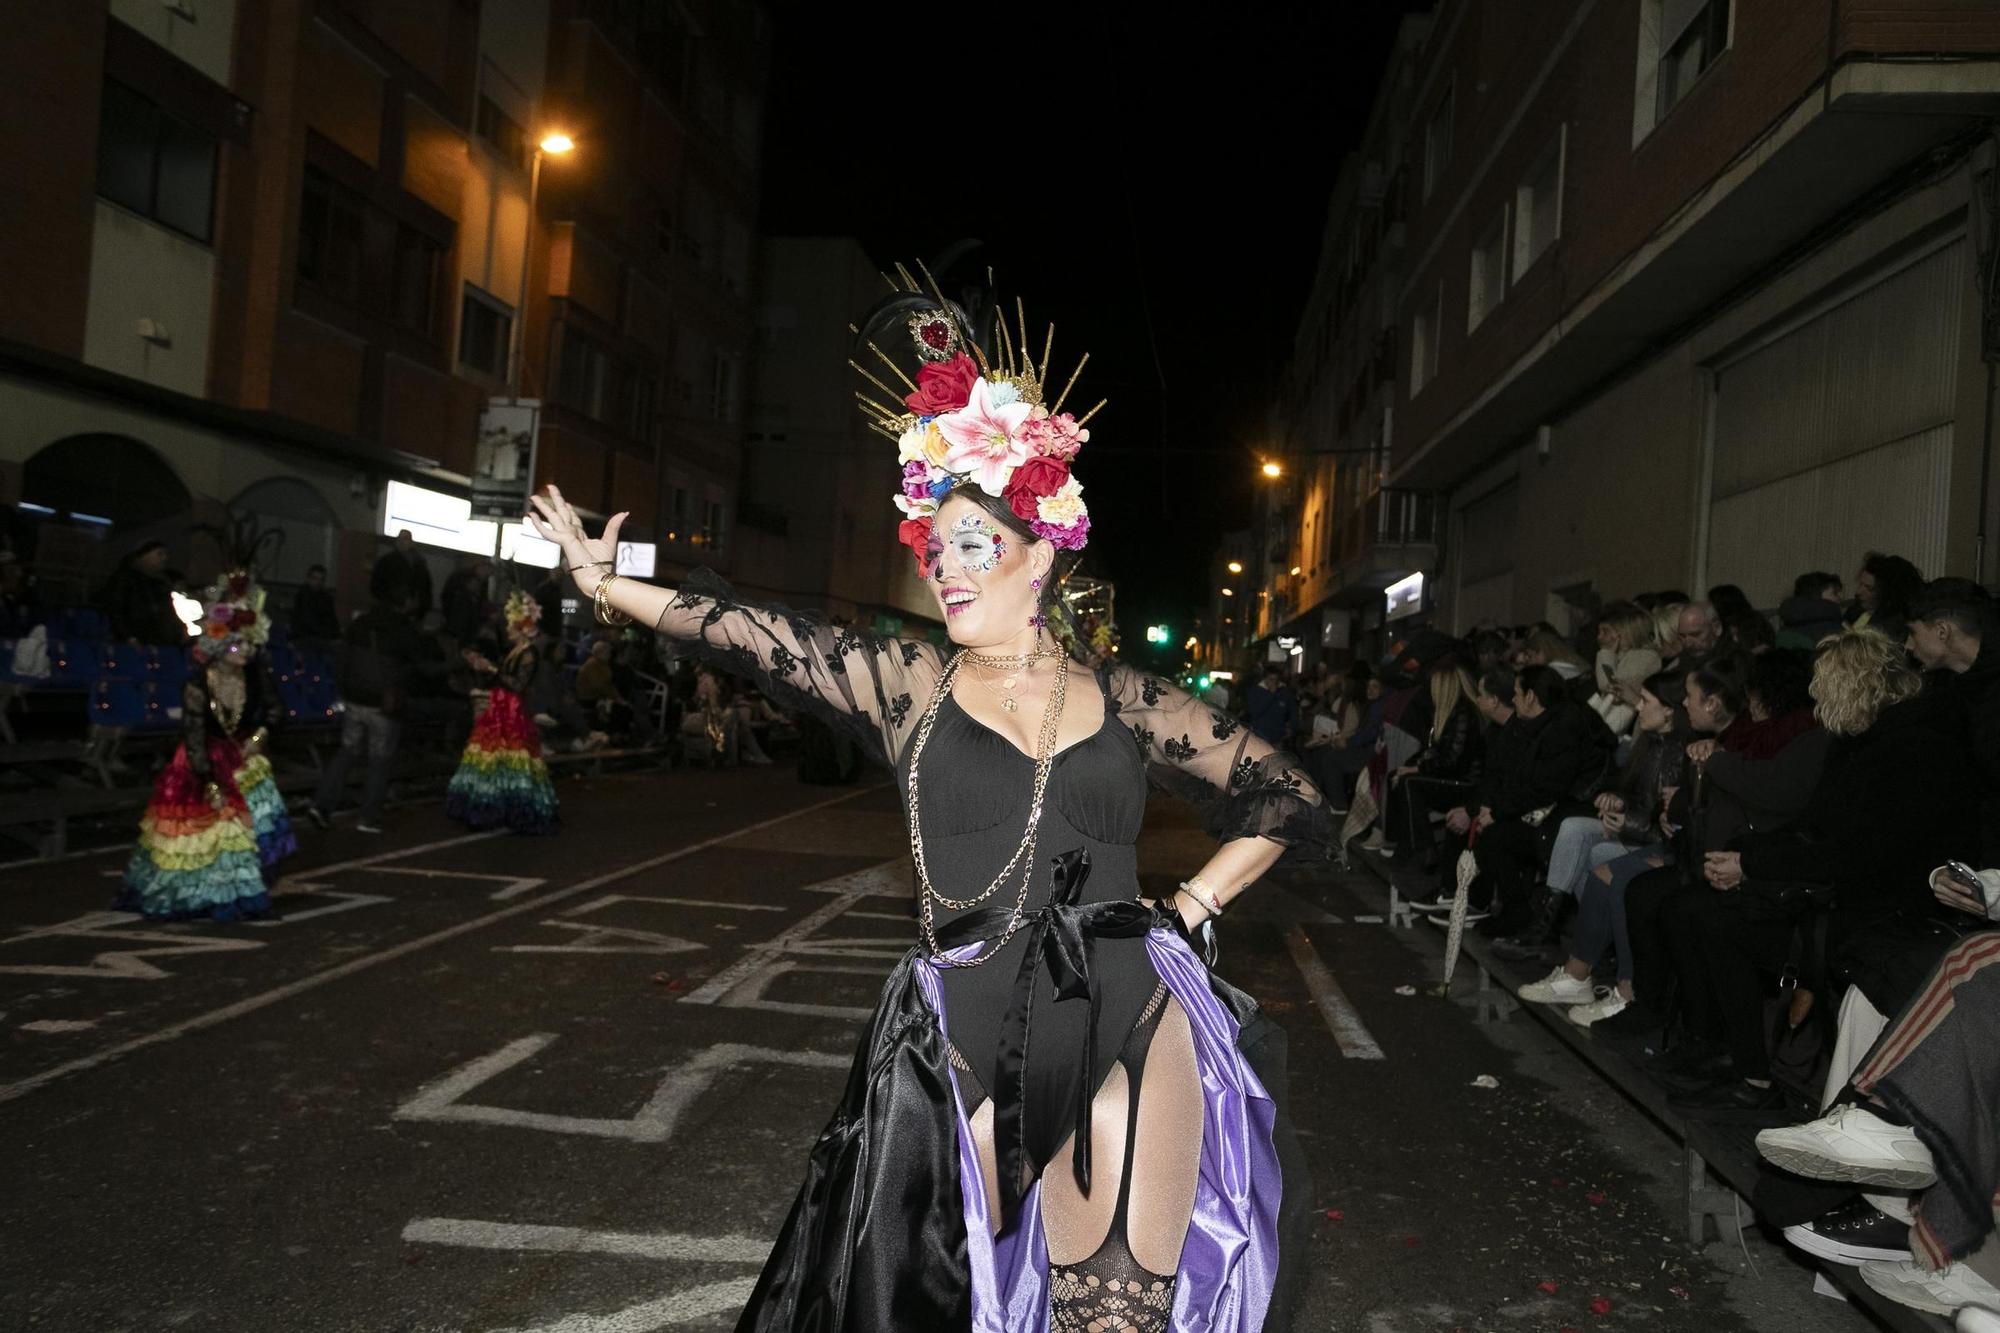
<box><xmin>508</xmin><ymin>132</ymin><xmax>575</xmax><ymax>401</ymax></box>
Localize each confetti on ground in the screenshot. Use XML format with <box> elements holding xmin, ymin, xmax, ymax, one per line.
<box><xmin>1586</xmin><ymin>1191</ymin><xmax>1607</xmax><ymax>1205</ymax></box>
<box><xmin>1354</xmin><ymin>914</ymin><xmax>1385</xmax><ymax>923</ymax></box>
<box><xmin>1537</xmin><ymin>1280</ymin><xmax>1559</xmax><ymax>1294</ymax></box>
<box><xmin>1394</xmin><ymin>984</ymin><xmax>1417</xmax><ymax>996</ymax></box>
<box><xmin>1470</xmin><ymin>1074</ymin><xmax>1500</xmax><ymax>1089</ymax></box>
<box><xmin>1590</xmin><ymin>1296</ymin><xmax>1613</xmax><ymax>1316</ymax></box>
<box><xmin>1403</xmin><ymin>1235</ymin><xmax>1419</xmax><ymax>1247</ymax></box>
<box><xmin>1323</xmin><ymin>1209</ymin><xmax>1344</xmax><ymax>1221</ymax></box>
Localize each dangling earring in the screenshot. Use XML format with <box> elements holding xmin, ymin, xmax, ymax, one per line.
<box><xmin>1030</xmin><ymin>577</ymin><xmax>1041</xmax><ymax>591</ymax></box>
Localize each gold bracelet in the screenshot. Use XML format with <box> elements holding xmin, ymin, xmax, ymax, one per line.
<box><xmin>594</xmin><ymin>574</ymin><xmax>632</xmax><ymax>626</ymax></box>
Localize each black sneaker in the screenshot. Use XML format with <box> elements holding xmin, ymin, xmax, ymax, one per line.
<box><xmin>1781</xmin><ymin>1196</ymin><xmax>1911</xmax><ymax>1266</ymax></box>
<box><xmin>304</xmin><ymin>805</ymin><xmax>331</xmax><ymax>832</ymax></box>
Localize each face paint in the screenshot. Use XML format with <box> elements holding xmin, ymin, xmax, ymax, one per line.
<box><xmin>931</xmin><ymin>511</ymin><xmax>1008</xmax><ymax>580</ymax></box>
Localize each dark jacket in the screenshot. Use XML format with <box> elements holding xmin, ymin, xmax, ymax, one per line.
<box><xmin>1243</xmin><ymin>682</ymin><xmax>1297</xmax><ymax>746</ymax></box>
<box><xmin>370</xmin><ymin>548</ymin><xmax>433</xmax><ymax>618</ymax></box>
<box><xmin>1736</xmin><ymin>694</ymin><xmax>1976</xmax><ymax>945</ymax></box>
<box><xmin>1416</xmin><ymin>698</ymin><xmax>1482</xmax><ymax>782</ymax></box>
<box><xmin>1946</xmin><ymin>642</ymin><xmax>2000</xmax><ymax>868</ymax></box>
<box><xmin>291</xmin><ymin>585</ymin><xmax>340</xmax><ymax>641</ymax></box>
<box><xmin>98</xmin><ymin>565</ymin><xmax>186</xmax><ymax>646</ymax></box>
<box><xmin>1700</xmin><ymin>724</ymin><xmax>1831</xmax><ymax>849</ymax></box>
<box><xmin>1608</xmin><ymin>724</ymin><xmax>1694</xmax><ymax>837</ymax></box>
<box><xmin>1486</xmin><ymin>701</ymin><xmax>1613</xmax><ymax>820</ymax></box>
<box><xmin>1776</xmin><ymin>595</ymin><xmax>1844</xmax><ymax>650</ymax></box>
<box><xmin>336</xmin><ymin>603</ymin><xmax>421</xmax><ymax>711</ymax></box>
<box><xmin>440</xmin><ymin>568</ymin><xmax>486</xmax><ymax>641</ymax></box>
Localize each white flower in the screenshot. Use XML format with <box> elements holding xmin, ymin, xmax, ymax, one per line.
<box><xmin>894</xmin><ymin>492</ymin><xmax>937</xmax><ymax>518</ymax></box>
<box><xmin>1036</xmin><ymin>477</ymin><xmax>1087</xmax><ymax>526</ymax></box>
<box><xmin>985</xmin><ymin>380</ymin><xmax>1021</xmax><ymax>408</ymax></box>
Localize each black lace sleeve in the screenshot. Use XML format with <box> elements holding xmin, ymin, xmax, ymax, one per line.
<box><xmin>181</xmin><ymin>674</ymin><xmax>211</xmax><ymax>782</ymax></box>
<box><xmin>652</xmin><ymin>568</ymin><xmax>944</xmax><ymax>766</ymax></box>
<box><xmin>1104</xmin><ymin>664</ymin><xmax>1337</xmax><ymax>861</ymax></box>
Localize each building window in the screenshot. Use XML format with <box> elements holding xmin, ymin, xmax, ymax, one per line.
<box><xmin>458</xmin><ymin>286</ymin><xmax>514</xmax><ymax>380</ymax></box>
<box><xmin>1421</xmin><ymin>78</ymin><xmax>1454</xmax><ymax>203</ymax></box>
<box><xmin>1513</xmin><ymin>127</ymin><xmax>1565</xmax><ymax>281</ymax></box>
<box><xmin>701</xmin><ymin>498</ymin><xmax>724</xmax><ymax>554</ymax></box>
<box><xmin>558</xmin><ymin>328</ymin><xmax>611</xmax><ymax>420</ymax></box>
<box><xmin>96</xmin><ymin>80</ymin><xmax>217</xmax><ymax>243</ymax></box>
<box><xmin>296</xmin><ymin>166</ymin><xmax>366</xmax><ymax>305</ymax></box>
<box><xmin>1635</xmin><ymin>0</ymin><xmax>1732</xmax><ymax>141</ymax></box>
<box><xmin>1467</xmin><ymin>206</ymin><xmax>1509</xmax><ymax>332</ymax></box>
<box><xmin>392</xmin><ymin>224</ymin><xmax>441</xmax><ymax>335</ymax></box>
<box><xmin>475</xmin><ymin>94</ymin><xmax>529</xmax><ymax>171</ymax></box>
<box><xmin>1410</xmin><ymin>283</ymin><xmax>1442</xmax><ymax>396</ymax></box>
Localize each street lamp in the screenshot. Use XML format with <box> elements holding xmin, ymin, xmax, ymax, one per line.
<box><xmin>1220</xmin><ymin>587</ymin><xmax>1234</xmax><ymax>597</ymax></box>
<box><xmin>508</xmin><ymin>130</ymin><xmax>577</xmax><ymax>399</ymax></box>
<box><xmin>1261</xmin><ymin>460</ymin><xmax>1282</xmax><ymax>479</ymax></box>
<box><xmin>1226</xmin><ymin>560</ymin><xmax>1243</xmax><ymax>574</ymax></box>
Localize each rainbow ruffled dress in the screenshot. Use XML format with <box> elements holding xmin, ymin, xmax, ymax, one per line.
<box><xmin>445</xmin><ymin>686</ymin><xmax>557</xmax><ymax>833</ymax></box>
<box><xmin>118</xmin><ymin>735</ymin><xmax>275</xmax><ymax>921</ymax></box>
<box><xmin>235</xmin><ymin>751</ymin><xmax>297</xmax><ymax>867</ymax></box>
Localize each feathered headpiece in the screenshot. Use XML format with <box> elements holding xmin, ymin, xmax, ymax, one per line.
<box><xmin>504</xmin><ymin>589</ymin><xmax>541</xmax><ymax>637</ymax></box>
<box><xmin>849</xmin><ymin>259</ymin><xmax>1100</xmax><ymax>571</ymax></box>
<box><xmin>188</xmin><ymin>509</ymin><xmax>281</xmax><ymax>662</ymax></box>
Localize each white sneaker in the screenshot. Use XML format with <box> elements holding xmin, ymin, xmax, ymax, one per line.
<box><xmin>1860</xmin><ymin>1260</ymin><xmax>2000</xmax><ymax>1315</ymax></box>
<box><xmin>1517</xmin><ymin>967</ymin><xmax>1594</xmax><ymax>1005</ymax></box>
<box><xmin>1567</xmin><ymin>990</ymin><xmax>1630</xmax><ymax>1027</ymax></box>
<box><xmin>1957</xmin><ymin>1304</ymin><xmax>2000</xmax><ymax>1332</ymax></box>
<box><xmin>1756</xmin><ymin>1105</ymin><xmax>1937</xmax><ymax>1189</ymax></box>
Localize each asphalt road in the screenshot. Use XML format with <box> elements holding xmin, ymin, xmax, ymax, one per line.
<box><xmin>0</xmin><ymin>765</ymin><xmax>1875</xmax><ymax>1332</ymax></box>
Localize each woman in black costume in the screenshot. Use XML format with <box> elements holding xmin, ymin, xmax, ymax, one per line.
<box><xmin>526</xmin><ymin>282</ymin><xmax>1331</xmax><ymax>1331</ymax></box>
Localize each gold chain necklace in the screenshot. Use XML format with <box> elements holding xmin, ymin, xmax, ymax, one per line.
<box><xmin>909</xmin><ymin>651</ymin><xmax>1068</xmax><ymax>966</ymax></box>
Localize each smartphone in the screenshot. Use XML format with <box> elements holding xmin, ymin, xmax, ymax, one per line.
<box><xmin>1944</xmin><ymin>861</ymin><xmax>1984</xmax><ymax>891</ymax></box>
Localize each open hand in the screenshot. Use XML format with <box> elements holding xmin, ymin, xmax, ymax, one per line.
<box><xmin>525</xmin><ymin>485</ymin><xmax>627</xmax><ymax>596</ymax></box>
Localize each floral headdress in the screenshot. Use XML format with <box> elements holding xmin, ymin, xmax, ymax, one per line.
<box><xmin>503</xmin><ymin>588</ymin><xmax>541</xmax><ymax>637</ymax></box>
<box><xmin>195</xmin><ymin>570</ymin><xmax>270</xmax><ymax>663</ymax></box>
<box><xmin>850</xmin><ymin>261</ymin><xmax>1101</xmax><ymax>571</ymax></box>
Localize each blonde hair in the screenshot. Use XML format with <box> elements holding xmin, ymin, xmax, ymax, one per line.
<box><xmin>1521</xmin><ymin>628</ymin><xmax>1585</xmax><ymax>671</ymax></box>
<box><xmin>1810</xmin><ymin>628</ymin><xmax>1922</xmax><ymax>736</ymax></box>
<box><xmin>1427</xmin><ymin>664</ymin><xmax>1477</xmax><ymax>741</ymax></box>
<box><xmin>1651</xmin><ymin>603</ymin><xmax>1687</xmax><ymax>653</ymax></box>
<box><xmin>1599</xmin><ymin>605</ymin><xmax>1652</xmax><ymax>655</ymax></box>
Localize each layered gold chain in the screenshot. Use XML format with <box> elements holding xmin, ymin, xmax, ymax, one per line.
<box><xmin>909</xmin><ymin>650</ymin><xmax>1069</xmax><ymax>965</ymax></box>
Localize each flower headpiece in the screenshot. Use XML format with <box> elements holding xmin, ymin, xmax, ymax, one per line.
<box><xmin>850</xmin><ymin>261</ymin><xmax>1101</xmax><ymax>571</ymax></box>
<box><xmin>195</xmin><ymin>570</ymin><xmax>270</xmax><ymax>663</ymax></box>
<box><xmin>504</xmin><ymin>588</ymin><xmax>541</xmax><ymax>637</ymax></box>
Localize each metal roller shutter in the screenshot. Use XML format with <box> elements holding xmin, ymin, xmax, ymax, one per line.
<box><xmin>1707</xmin><ymin>239</ymin><xmax>1964</xmax><ymax>603</ymax></box>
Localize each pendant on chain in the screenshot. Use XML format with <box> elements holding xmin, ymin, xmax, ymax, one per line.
<box><xmin>1001</xmin><ymin>697</ymin><xmax>1017</xmax><ymax>712</ymax></box>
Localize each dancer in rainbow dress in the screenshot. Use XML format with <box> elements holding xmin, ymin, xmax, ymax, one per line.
<box><xmin>444</xmin><ymin>589</ymin><xmax>557</xmax><ymax>833</ymax></box>
<box><xmin>118</xmin><ymin>568</ymin><xmax>295</xmax><ymax>921</ymax></box>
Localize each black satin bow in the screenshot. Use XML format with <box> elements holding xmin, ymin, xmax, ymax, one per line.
<box><xmin>931</xmin><ymin>848</ymin><xmax>1173</xmax><ymax>1217</ymax></box>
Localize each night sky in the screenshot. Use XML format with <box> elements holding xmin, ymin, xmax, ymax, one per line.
<box><xmin>758</xmin><ymin>5</ymin><xmax>1426</xmax><ymax>652</ymax></box>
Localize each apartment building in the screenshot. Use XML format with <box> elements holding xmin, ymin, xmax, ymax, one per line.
<box><xmin>1271</xmin><ymin>0</ymin><xmax>2000</xmax><ymax>646</ymax></box>
<box><xmin>0</xmin><ymin>0</ymin><xmax>764</xmax><ymax>613</ymax></box>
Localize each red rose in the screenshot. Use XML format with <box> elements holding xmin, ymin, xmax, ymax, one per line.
<box><xmin>1003</xmin><ymin>456</ymin><xmax>1069</xmax><ymax>521</ymax></box>
<box><xmin>897</xmin><ymin>517</ymin><xmax>935</xmax><ymax>573</ymax></box>
<box><xmin>226</xmin><ymin>574</ymin><xmax>250</xmax><ymax>597</ymax></box>
<box><xmin>231</xmin><ymin>608</ymin><xmax>258</xmax><ymax>628</ymax></box>
<box><xmin>902</xmin><ymin>354</ymin><xmax>979</xmax><ymax>417</ymax></box>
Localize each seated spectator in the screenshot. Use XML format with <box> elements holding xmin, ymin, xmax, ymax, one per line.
<box><xmin>1720</xmin><ymin>608</ymin><xmax>1775</xmax><ymax>657</ymax></box>
<box><xmin>1425</xmin><ymin>665</ymin><xmax>1613</xmax><ymax>934</ymax></box>
<box><xmin>1665</xmin><ymin>630</ymin><xmax>1974</xmax><ymax>1115</ymax></box>
<box><xmin>1665</xmin><ymin>600</ymin><xmax>1719</xmax><ymax>674</ymax></box>
<box><xmin>1709</xmin><ymin>583</ymin><xmax>1755</xmax><ymax>625</ymax></box>
<box><xmin>98</xmin><ymin>540</ymin><xmax>185</xmax><ymax>646</ymax></box>
<box><xmin>1382</xmin><ymin>660</ymin><xmax>1484</xmax><ymax>868</ymax></box>
<box><xmin>575</xmin><ymin>639</ymin><xmax>634</xmax><ymax>740</ymax></box>
<box><xmin>1755</xmin><ymin>930</ymin><xmax>2000</xmax><ymax>1316</ymax></box>
<box><xmin>1849</xmin><ymin>550</ymin><xmax>1923</xmax><ymax>647</ymax></box>
<box><xmin>1517</xmin><ymin>626</ymin><xmax>1590</xmax><ymax>690</ymax></box>
<box><xmin>1500</xmin><ymin>669</ymin><xmax>1693</xmax><ymax>963</ymax></box>
<box><xmin>1306</xmin><ymin>665</ymin><xmax>1380</xmax><ymax>803</ymax></box>
<box><xmin>1243</xmin><ymin>665</ymin><xmax>1298</xmax><ymax>746</ymax></box>
<box><xmin>1588</xmin><ymin>602</ymin><xmax>1663</xmax><ymax>735</ymax></box>
<box><xmin>1776</xmin><ymin>570</ymin><xmax>1846</xmax><ymax>650</ymax></box>
<box><xmin>291</xmin><ymin>564</ymin><xmax>341</xmax><ymax>645</ymax></box>
<box><xmin>681</xmin><ymin>666</ymin><xmax>746</xmax><ymax>766</ymax></box>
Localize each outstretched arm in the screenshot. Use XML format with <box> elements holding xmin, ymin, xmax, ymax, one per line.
<box><xmin>526</xmin><ymin>485</ymin><xmax>939</xmax><ymax>763</ymax></box>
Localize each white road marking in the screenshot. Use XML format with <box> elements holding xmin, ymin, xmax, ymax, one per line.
<box><xmin>18</xmin><ymin>1019</ymin><xmax>97</xmax><ymax>1033</ymax></box>
<box><xmin>394</xmin><ymin>1036</ymin><xmax>847</xmax><ymax>1141</ymax></box>
<box><xmin>490</xmin><ymin>1278</ymin><xmax>759</xmax><ymax>1333</ymax></box>
<box><xmin>559</xmin><ymin>895</ymin><xmax>786</xmax><ymax>915</ymax></box>
<box><xmin>705</xmin><ymin>960</ymin><xmax>882</xmax><ymax>1021</ymax></box>
<box><xmin>1285</xmin><ymin>924</ymin><xmax>1384</xmax><ymax>1060</ymax></box>
<box><xmin>0</xmin><ymin>913</ymin><xmax>265</xmax><ymax>980</ymax></box>
<box><xmin>494</xmin><ymin>922</ymin><xmax>705</xmax><ymax>956</ymax></box>
<box><xmin>366</xmin><ymin>865</ymin><xmax>547</xmax><ymax>901</ymax></box>
<box><xmin>401</xmin><ymin>1217</ymin><xmax>767</xmax><ymax>1265</ymax></box>
<box><xmin>247</xmin><ymin>892</ymin><xmax>393</xmax><ymax>927</ymax></box>
<box><xmin>268</xmin><ymin>830</ymin><xmax>508</xmax><ymax>892</ymax></box>
<box><xmin>0</xmin><ymin>787</ymin><xmax>878</xmax><ymax>1105</ymax></box>
<box><xmin>679</xmin><ymin>862</ymin><xmax>903</xmax><ymax>1006</ymax></box>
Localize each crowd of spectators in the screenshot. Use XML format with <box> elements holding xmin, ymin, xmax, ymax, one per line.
<box><xmin>1297</xmin><ymin>553</ymin><xmax>2000</xmax><ymax>1316</ymax></box>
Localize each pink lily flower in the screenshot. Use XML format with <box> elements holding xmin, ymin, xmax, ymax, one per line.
<box><xmin>936</xmin><ymin>378</ymin><xmax>1034</xmax><ymax>496</ymax></box>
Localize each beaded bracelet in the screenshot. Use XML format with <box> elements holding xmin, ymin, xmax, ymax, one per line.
<box><xmin>1179</xmin><ymin>876</ymin><xmax>1226</xmax><ymax>918</ymax></box>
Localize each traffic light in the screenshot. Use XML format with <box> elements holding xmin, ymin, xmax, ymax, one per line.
<box><xmin>1144</xmin><ymin>624</ymin><xmax>1171</xmax><ymax>645</ymax></box>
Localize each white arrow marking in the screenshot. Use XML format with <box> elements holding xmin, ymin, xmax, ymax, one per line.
<box><xmin>495</xmin><ymin>922</ymin><xmax>705</xmax><ymax>955</ymax></box>
<box><xmin>401</xmin><ymin>1218</ymin><xmax>767</xmax><ymax>1265</ymax></box>
<box><xmin>247</xmin><ymin>891</ymin><xmax>392</xmax><ymax>927</ymax></box>
<box><xmin>489</xmin><ymin>1278</ymin><xmax>759</xmax><ymax>1333</ymax></box>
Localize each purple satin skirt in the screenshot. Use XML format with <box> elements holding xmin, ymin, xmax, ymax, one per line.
<box><xmin>918</xmin><ymin>928</ymin><xmax>1283</xmax><ymax>1332</ymax></box>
